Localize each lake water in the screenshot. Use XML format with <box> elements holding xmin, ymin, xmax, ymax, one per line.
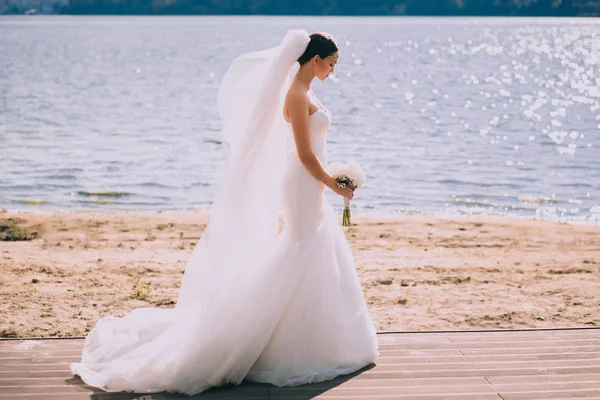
<box><xmin>1</xmin><ymin>16</ymin><xmax>599</xmax><ymax>223</ymax></box>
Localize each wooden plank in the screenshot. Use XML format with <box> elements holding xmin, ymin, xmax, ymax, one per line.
<box><xmin>0</xmin><ymin>385</ymin><xmax>92</xmax><ymax>394</ymax></box>
<box><xmin>499</xmin><ymin>389</ymin><xmax>600</xmax><ymax>399</ymax></box>
<box><xmin>534</xmin><ymin>398</ymin><xmax>600</xmax><ymax>400</ymax></box>
<box><xmin>493</xmin><ymin>381</ymin><xmax>600</xmax><ymax>392</ymax></box>
<box><xmin>377</xmin><ymin>336</ymin><xmax>453</xmax><ymax>344</ymax></box>
<box><xmin>460</xmin><ymin>346</ymin><xmax>600</xmax><ymax>356</ymax></box>
<box><xmin>0</xmin><ymin>350</ymin><xmax>81</xmax><ymax>357</ymax></box>
<box><xmin>0</xmin><ymin>351</ymin><xmax>79</xmax><ymax>358</ymax></box>
<box><xmin>0</xmin><ymin>393</ymin><xmax>270</xmax><ymax>400</ymax></box>
<box><xmin>488</xmin><ymin>373</ymin><xmax>600</xmax><ymax>385</ymax></box>
<box><xmin>450</xmin><ymin>340</ymin><xmax>599</xmax><ymax>350</ymax></box>
<box><xmin>372</xmin><ymin>363</ymin><xmax>478</xmax><ymax>372</ymax></box>
<box><xmin>378</xmin><ymin>343</ymin><xmax>460</xmax><ymax>350</ymax></box>
<box><xmin>4</xmin><ymin>343</ymin><xmax>82</xmax><ymax>351</ymax></box>
<box><xmin>378</xmin><ymin>335</ymin><xmax>600</xmax><ymax>345</ymax></box>
<box><xmin>304</xmin><ymin>384</ymin><xmax>600</xmax><ymax>400</ymax></box>
<box><xmin>450</xmin><ymin>338</ymin><xmax>600</xmax><ymax>345</ymax></box>
<box><xmin>352</xmin><ymin>366</ymin><xmax>600</xmax><ymax>379</ymax></box>
<box><xmin>464</xmin><ymin>352</ymin><xmax>600</xmax><ymax>362</ymax></box>
<box><xmin>448</xmin><ymin>334</ymin><xmax>600</xmax><ymax>343</ymax></box>
<box><xmin>448</xmin><ymin>330</ymin><xmax>600</xmax><ymax>336</ymax></box>
<box><xmin>0</xmin><ymin>372</ymin><xmax>26</xmax><ymax>379</ymax></box>
<box><xmin>2</xmin><ymin>384</ymin><xmax>271</xmax><ymax>396</ymax></box>
<box><xmin>469</xmin><ymin>359</ymin><xmax>600</xmax><ymax>369</ymax></box>
<box><xmin>379</xmin><ymin>352</ymin><xmax>600</xmax><ymax>364</ymax></box>
<box><xmin>268</xmin><ymin>385</ymin><xmax>500</xmax><ymax>396</ymax></box>
<box><xmin>0</xmin><ymin>357</ymin><xmax>79</xmax><ymax>365</ymax></box>
<box><xmin>285</xmin><ymin>377</ymin><xmax>490</xmax><ymax>389</ymax></box>
<box><xmin>0</xmin><ymin>364</ymin><xmax>71</xmax><ymax>372</ymax></box>
<box><xmin>24</xmin><ymin>345</ymin><xmax>82</xmax><ymax>351</ymax></box>
<box><xmin>309</xmin><ymin>396</ymin><xmax>503</xmax><ymax>400</ymax></box>
<box><xmin>0</xmin><ymin>378</ymin><xmax>68</xmax><ymax>386</ymax></box>
<box><xmin>0</xmin><ymin>341</ymin><xmax>40</xmax><ymax>349</ymax></box>
<box><xmin>376</xmin><ymin>356</ymin><xmax>482</xmax><ymax>364</ymax></box>
<box><xmin>378</xmin><ymin>342</ymin><xmax>600</xmax><ymax>352</ymax></box>
<box><xmin>370</xmin><ymin>359</ymin><xmax>600</xmax><ymax>373</ymax></box>
<box><xmin>377</xmin><ymin>334</ymin><xmax>600</xmax><ymax>340</ymax></box>
<box><xmin>1</xmin><ymin>371</ymin><xmax>66</xmax><ymax>379</ymax></box>
<box><xmin>378</xmin><ymin>350</ymin><xmax>464</xmax><ymax>357</ymax></box>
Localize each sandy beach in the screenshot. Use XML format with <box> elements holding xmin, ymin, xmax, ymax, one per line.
<box><xmin>0</xmin><ymin>208</ymin><xmax>598</xmax><ymax>338</ymax></box>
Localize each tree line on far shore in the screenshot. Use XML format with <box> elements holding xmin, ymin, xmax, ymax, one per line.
<box><xmin>34</xmin><ymin>0</ymin><xmax>600</xmax><ymax>17</ymax></box>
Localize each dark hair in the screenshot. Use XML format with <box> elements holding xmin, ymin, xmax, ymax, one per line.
<box><xmin>297</xmin><ymin>32</ymin><xmax>339</xmax><ymax>65</ymax></box>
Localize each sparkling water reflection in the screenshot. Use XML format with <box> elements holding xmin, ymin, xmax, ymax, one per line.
<box><xmin>0</xmin><ymin>16</ymin><xmax>598</xmax><ymax>223</ymax></box>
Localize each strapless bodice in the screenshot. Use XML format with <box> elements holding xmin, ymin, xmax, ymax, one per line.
<box><xmin>287</xmin><ymin>108</ymin><xmax>330</xmax><ymax>157</ymax></box>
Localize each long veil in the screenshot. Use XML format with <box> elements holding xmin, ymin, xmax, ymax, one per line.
<box><xmin>70</xmin><ymin>30</ymin><xmax>311</xmax><ymax>395</ymax></box>
<box><xmin>177</xmin><ymin>29</ymin><xmax>310</xmax><ymax>308</ymax></box>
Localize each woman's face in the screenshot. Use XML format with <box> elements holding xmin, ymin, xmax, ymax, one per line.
<box><xmin>313</xmin><ymin>52</ymin><xmax>339</xmax><ymax>81</ymax></box>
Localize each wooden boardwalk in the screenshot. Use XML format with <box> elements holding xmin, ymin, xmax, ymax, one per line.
<box><xmin>1</xmin><ymin>327</ymin><xmax>599</xmax><ymax>399</ymax></box>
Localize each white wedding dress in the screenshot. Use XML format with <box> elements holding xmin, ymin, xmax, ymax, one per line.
<box><xmin>245</xmin><ymin>103</ymin><xmax>379</xmax><ymax>385</ymax></box>
<box><xmin>70</xmin><ymin>31</ymin><xmax>379</xmax><ymax>395</ymax></box>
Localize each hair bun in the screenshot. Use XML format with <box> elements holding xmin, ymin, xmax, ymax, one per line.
<box><xmin>297</xmin><ymin>32</ymin><xmax>339</xmax><ymax>65</ymax></box>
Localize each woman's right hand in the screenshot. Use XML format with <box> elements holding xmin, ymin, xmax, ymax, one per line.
<box><xmin>327</xmin><ymin>178</ymin><xmax>355</xmax><ymax>200</ymax></box>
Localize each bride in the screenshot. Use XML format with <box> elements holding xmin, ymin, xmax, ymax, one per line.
<box><xmin>70</xmin><ymin>29</ymin><xmax>379</xmax><ymax>395</ymax></box>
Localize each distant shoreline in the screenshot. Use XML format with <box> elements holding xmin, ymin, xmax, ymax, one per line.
<box><xmin>2</xmin><ymin>14</ymin><xmax>599</xmax><ymax>21</ymax></box>
<box><xmin>2</xmin><ymin>12</ymin><xmax>598</xmax><ymax>17</ymax></box>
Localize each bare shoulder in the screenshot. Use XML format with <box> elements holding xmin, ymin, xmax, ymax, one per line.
<box><xmin>285</xmin><ymin>86</ymin><xmax>308</xmax><ymax>107</ymax></box>
<box><xmin>284</xmin><ymin>85</ymin><xmax>309</xmax><ymax>121</ymax></box>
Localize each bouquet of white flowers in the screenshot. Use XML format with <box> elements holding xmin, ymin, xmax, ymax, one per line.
<box><xmin>327</xmin><ymin>161</ymin><xmax>366</xmax><ymax>226</ymax></box>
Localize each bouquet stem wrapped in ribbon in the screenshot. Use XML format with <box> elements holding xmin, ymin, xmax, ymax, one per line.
<box><xmin>327</xmin><ymin>161</ymin><xmax>366</xmax><ymax>227</ymax></box>
<box><xmin>343</xmin><ymin>197</ymin><xmax>351</xmax><ymax>227</ymax></box>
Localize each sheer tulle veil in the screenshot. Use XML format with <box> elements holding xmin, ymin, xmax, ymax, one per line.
<box><xmin>178</xmin><ymin>29</ymin><xmax>311</xmax><ymax>308</ymax></box>
<box><xmin>69</xmin><ymin>30</ymin><xmax>313</xmax><ymax>395</ymax></box>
